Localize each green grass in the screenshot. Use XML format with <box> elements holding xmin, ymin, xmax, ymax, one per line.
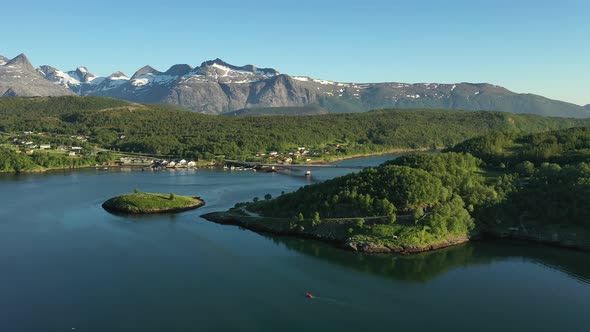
<box><xmin>103</xmin><ymin>192</ymin><xmax>203</xmax><ymax>213</ymax></box>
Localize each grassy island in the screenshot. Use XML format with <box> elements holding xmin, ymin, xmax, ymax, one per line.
<box><xmin>103</xmin><ymin>192</ymin><xmax>205</xmax><ymax>214</ymax></box>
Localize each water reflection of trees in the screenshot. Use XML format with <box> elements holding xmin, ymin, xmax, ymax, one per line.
<box><xmin>264</xmin><ymin>234</ymin><xmax>590</xmax><ymax>283</ymax></box>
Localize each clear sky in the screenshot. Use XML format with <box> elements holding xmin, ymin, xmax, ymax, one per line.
<box><xmin>1</xmin><ymin>0</ymin><xmax>588</xmax><ymax>105</ymax></box>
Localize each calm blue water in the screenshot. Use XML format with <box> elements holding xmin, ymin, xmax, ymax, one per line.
<box><xmin>0</xmin><ymin>155</ymin><xmax>589</xmax><ymax>331</ymax></box>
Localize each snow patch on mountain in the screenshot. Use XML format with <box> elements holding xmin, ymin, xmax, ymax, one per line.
<box><xmin>188</xmin><ymin>60</ymin><xmax>279</xmax><ymax>84</ymax></box>
<box><xmin>292</xmin><ymin>76</ymin><xmax>310</xmax><ymax>82</ymax></box>
<box><xmin>36</xmin><ymin>66</ymin><xmax>82</xmax><ymax>90</ymax></box>
<box><xmin>130</xmin><ymin>73</ymin><xmax>177</xmax><ymax>87</ymax></box>
<box><xmin>107</xmin><ymin>72</ymin><xmax>129</xmax><ymax>80</ymax></box>
<box><xmin>49</xmin><ymin>69</ymin><xmax>79</xmax><ymax>86</ymax></box>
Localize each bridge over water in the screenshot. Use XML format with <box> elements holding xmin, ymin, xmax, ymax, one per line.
<box><xmin>224</xmin><ymin>160</ymin><xmax>367</xmax><ymax>170</ymax></box>
<box><xmin>254</xmin><ymin>163</ymin><xmax>365</xmax><ymax>170</ymax></box>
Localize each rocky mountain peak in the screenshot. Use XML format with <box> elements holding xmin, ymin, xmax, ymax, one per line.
<box><xmin>107</xmin><ymin>71</ymin><xmax>129</xmax><ymax>80</ymax></box>
<box><xmin>0</xmin><ymin>53</ymin><xmax>74</xmax><ymax>97</ymax></box>
<box><xmin>164</xmin><ymin>64</ymin><xmax>193</xmax><ymax>76</ymax></box>
<box><xmin>5</xmin><ymin>53</ymin><xmax>36</xmax><ymax>72</ymax></box>
<box><xmin>70</xmin><ymin>67</ymin><xmax>96</xmax><ymax>83</ymax></box>
<box><xmin>37</xmin><ymin>65</ymin><xmax>58</xmax><ymax>74</ymax></box>
<box><xmin>131</xmin><ymin>65</ymin><xmax>162</xmax><ymax>79</ymax></box>
<box><xmin>0</xmin><ymin>55</ymin><xmax>8</xmax><ymax>65</ymax></box>
<box><xmin>199</xmin><ymin>58</ymin><xmax>279</xmax><ymax>76</ymax></box>
<box><xmin>200</xmin><ymin>58</ymin><xmax>232</xmax><ymax>68</ymax></box>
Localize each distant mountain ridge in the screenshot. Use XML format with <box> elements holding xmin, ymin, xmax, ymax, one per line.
<box><xmin>1</xmin><ymin>52</ymin><xmax>589</xmax><ymax>118</ymax></box>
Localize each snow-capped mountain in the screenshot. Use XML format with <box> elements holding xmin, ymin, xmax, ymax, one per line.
<box><xmin>36</xmin><ymin>65</ymin><xmax>109</xmax><ymax>94</ymax></box>
<box><xmin>0</xmin><ymin>54</ymin><xmax>72</xmax><ymax>97</ymax></box>
<box><xmin>2</xmin><ymin>52</ymin><xmax>589</xmax><ymax>117</ymax></box>
<box><xmin>37</xmin><ymin>65</ymin><xmax>82</xmax><ymax>92</ymax></box>
<box><xmin>71</xmin><ymin>66</ymin><xmax>98</xmax><ymax>83</ymax></box>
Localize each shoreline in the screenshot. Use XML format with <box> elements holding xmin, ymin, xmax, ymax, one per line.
<box><xmin>200</xmin><ymin>211</ymin><xmax>470</xmax><ymax>255</ymax></box>
<box><xmin>0</xmin><ymin>147</ymin><xmax>435</xmax><ymax>175</ymax></box>
<box><xmin>307</xmin><ymin>147</ymin><xmax>435</xmax><ymax>165</ymax></box>
<box><xmin>482</xmin><ymin>229</ymin><xmax>590</xmax><ymax>252</ymax></box>
<box><xmin>0</xmin><ymin>163</ymin><xmax>126</xmax><ymax>175</ymax></box>
<box><xmin>201</xmin><ymin>211</ymin><xmax>590</xmax><ymax>255</ymax></box>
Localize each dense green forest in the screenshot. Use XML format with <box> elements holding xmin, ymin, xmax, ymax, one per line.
<box><xmin>1</xmin><ymin>96</ymin><xmax>590</xmax><ymax>162</ymax></box>
<box><xmin>208</xmin><ymin>127</ymin><xmax>590</xmax><ymax>253</ymax></box>
<box><xmin>0</xmin><ymin>147</ymin><xmax>114</xmax><ymax>172</ymax></box>
<box><xmin>450</xmin><ymin>127</ymin><xmax>590</xmax><ymax>167</ymax></box>
<box><xmin>241</xmin><ymin>153</ymin><xmax>493</xmax><ymax>250</ymax></box>
<box><xmin>221</xmin><ymin>105</ymin><xmax>329</xmax><ymax>116</ymax></box>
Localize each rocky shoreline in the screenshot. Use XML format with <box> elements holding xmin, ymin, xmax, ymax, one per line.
<box><xmin>200</xmin><ymin>211</ymin><xmax>470</xmax><ymax>254</ymax></box>
<box><xmin>343</xmin><ymin>234</ymin><xmax>470</xmax><ymax>254</ymax></box>
<box><xmin>483</xmin><ymin>228</ymin><xmax>590</xmax><ymax>252</ymax></box>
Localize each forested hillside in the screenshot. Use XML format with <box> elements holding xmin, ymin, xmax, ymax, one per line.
<box><xmin>207</xmin><ymin>127</ymin><xmax>590</xmax><ymax>253</ymax></box>
<box><xmin>450</xmin><ymin>127</ymin><xmax>590</xmax><ymax>166</ymax></box>
<box><xmin>221</xmin><ymin>105</ymin><xmax>329</xmax><ymax>116</ymax></box>
<box><xmin>1</xmin><ymin>96</ymin><xmax>589</xmax><ymax>161</ymax></box>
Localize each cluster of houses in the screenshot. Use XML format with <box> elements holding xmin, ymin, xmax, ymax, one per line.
<box><xmin>69</xmin><ymin>135</ymin><xmax>88</xmax><ymax>142</ymax></box>
<box><xmin>120</xmin><ymin>157</ymin><xmax>156</xmax><ymax>164</ymax></box>
<box><xmin>10</xmin><ymin>137</ymin><xmax>85</xmax><ymax>156</ymax></box>
<box><xmin>25</xmin><ymin>131</ymin><xmax>89</xmax><ymax>141</ymax></box>
<box><xmin>150</xmin><ymin>159</ymin><xmax>198</xmax><ymax>168</ymax></box>
<box><xmin>254</xmin><ymin>147</ymin><xmax>319</xmax><ymax>164</ymax></box>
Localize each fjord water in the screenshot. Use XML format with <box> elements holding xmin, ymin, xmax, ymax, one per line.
<box><xmin>1</xmin><ymin>156</ymin><xmax>589</xmax><ymax>331</ymax></box>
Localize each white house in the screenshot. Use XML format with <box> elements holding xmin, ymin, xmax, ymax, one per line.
<box><xmin>39</xmin><ymin>144</ymin><xmax>51</xmax><ymax>150</ymax></box>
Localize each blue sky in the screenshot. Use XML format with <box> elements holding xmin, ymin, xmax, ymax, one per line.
<box><xmin>1</xmin><ymin>0</ymin><xmax>588</xmax><ymax>105</ymax></box>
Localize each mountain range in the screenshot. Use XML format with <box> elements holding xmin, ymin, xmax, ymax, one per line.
<box><xmin>1</xmin><ymin>53</ymin><xmax>588</xmax><ymax>118</ymax></box>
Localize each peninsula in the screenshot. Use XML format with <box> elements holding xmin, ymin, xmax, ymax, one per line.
<box><xmin>203</xmin><ymin>127</ymin><xmax>590</xmax><ymax>254</ymax></box>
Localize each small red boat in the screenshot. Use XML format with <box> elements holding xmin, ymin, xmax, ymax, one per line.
<box><xmin>305</xmin><ymin>292</ymin><xmax>314</xmax><ymax>299</ymax></box>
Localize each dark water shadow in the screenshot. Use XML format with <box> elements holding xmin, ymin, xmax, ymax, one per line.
<box><xmin>261</xmin><ymin>234</ymin><xmax>590</xmax><ymax>284</ymax></box>
<box><xmin>102</xmin><ymin>207</ymin><xmax>182</xmax><ymax>222</ymax></box>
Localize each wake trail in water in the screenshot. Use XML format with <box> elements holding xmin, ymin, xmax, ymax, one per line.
<box><xmin>307</xmin><ymin>292</ymin><xmax>417</xmax><ymax>310</ymax></box>
<box><xmin>309</xmin><ymin>296</ymin><xmax>360</xmax><ymax>309</ymax></box>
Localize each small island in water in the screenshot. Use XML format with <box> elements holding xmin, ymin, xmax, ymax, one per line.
<box><xmin>103</xmin><ymin>191</ymin><xmax>205</xmax><ymax>214</ymax></box>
